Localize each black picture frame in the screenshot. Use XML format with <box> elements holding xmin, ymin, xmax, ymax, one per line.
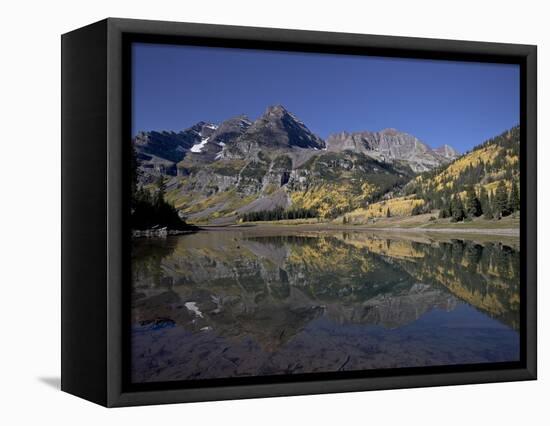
<box><xmin>61</xmin><ymin>17</ymin><xmax>537</xmax><ymax>407</ymax></box>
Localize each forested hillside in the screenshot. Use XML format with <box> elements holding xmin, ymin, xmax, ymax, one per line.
<box><xmin>405</xmin><ymin>126</ymin><xmax>520</xmax><ymax>221</ymax></box>
<box><xmin>342</xmin><ymin>126</ymin><xmax>520</xmax><ymax>224</ymax></box>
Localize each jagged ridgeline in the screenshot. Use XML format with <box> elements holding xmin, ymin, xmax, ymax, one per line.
<box><xmin>403</xmin><ymin>126</ymin><xmax>520</xmax><ymax>221</ymax></box>
<box><xmin>132</xmin><ymin>105</ymin><xmax>463</xmax><ymax>226</ymax></box>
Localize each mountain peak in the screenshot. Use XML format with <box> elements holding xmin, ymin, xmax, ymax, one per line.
<box><xmin>380</xmin><ymin>128</ymin><xmax>401</xmax><ymax>136</ymax></box>
<box><xmin>185</xmin><ymin>121</ymin><xmax>218</xmax><ymax>136</ymax></box>
<box><xmin>208</xmin><ymin>115</ymin><xmax>252</xmax><ymax>145</ymax></box>
<box><xmin>434</xmin><ymin>144</ymin><xmax>459</xmax><ymax>159</ymax></box>
<box><xmin>234</xmin><ymin>114</ymin><xmax>252</xmax><ymax>123</ymax></box>
<box><xmin>235</xmin><ymin>105</ymin><xmax>325</xmax><ymax>150</ymax></box>
<box><xmin>265</xmin><ymin>104</ymin><xmax>288</xmax><ymax>115</ymax></box>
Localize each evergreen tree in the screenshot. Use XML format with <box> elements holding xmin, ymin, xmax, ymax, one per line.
<box><xmin>484</xmin><ymin>190</ymin><xmax>495</xmax><ymax>219</ymax></box>
<box><xmin>155</xmin><ymin>175</ymin><xmax>167</xmax><ymax>205</ymax></box>
<box><xmin>386</xmin><ymin>208</ymin><xmax>391</xmax><ymax>218</ymax></box>
<box><xmin>450</xmin><ymin>194</ymin><xmax>465</xmax><ymax>222</ymax></box>
<box><xmin>509</xmin><ymin>180</ymin><xmax>520</xmax><ymax>213</ymax></box>
<box><xmin>479</xmin><ymin>186</ymin><xmax>489</xmax><ymax>215</ymax></box>
<box><xmin>494</xmin><ymin>181</ymin><xmax>509</xmax><ymax>218</ymax></box>
<box><xmin>130</xmin><ymin>146</ymin><xmax>140</xmax><ymax>199</ymax></box>
<box><xmin>241</xmin><ymin>207</ymin><xmax>318</xmax><ymax>222</ymax></box>
<box><xmin>465</xmin><ymin>186</ymin><xmax>482</xmax><ymax>217</ymax></box>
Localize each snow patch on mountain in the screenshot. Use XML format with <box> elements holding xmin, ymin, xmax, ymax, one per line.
<box><xmin>190</xmin><ymin>137</ymin><xmax>210</xmax><ymax>153</ymax></box>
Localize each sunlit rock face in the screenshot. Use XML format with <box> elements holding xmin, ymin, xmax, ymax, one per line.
<box><xmin>433</xmin><ymin>144</ymin><xmax>459</xmax><ymax>159</ymax></box>
<box><xmin>326</xmin><ymin>128</ymin><xmax>458</xmax><ymax>172</ymax></box>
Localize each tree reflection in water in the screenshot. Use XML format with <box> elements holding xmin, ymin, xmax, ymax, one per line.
<box><xmin>131</xmin><ymin>229</ymin><xmax>520</xmax><ymax>383</ymax></box>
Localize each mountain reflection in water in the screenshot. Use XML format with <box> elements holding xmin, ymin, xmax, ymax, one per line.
<box><xmin>130</xmin><ymin>229</ymin><xmax>520</xmax><ymax>383</ymax></box>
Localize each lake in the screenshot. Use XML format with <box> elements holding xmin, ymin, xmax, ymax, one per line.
<box><xmin>130</xmin><ymin>228</ymin><xmax>520</xmax><ymax>383</ymax></box>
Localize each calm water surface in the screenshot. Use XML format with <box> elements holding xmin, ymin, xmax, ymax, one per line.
<box><xmin>130</xmin><ymin>229</ymin><xmax>520</xmax><ymax>383</ymax></box>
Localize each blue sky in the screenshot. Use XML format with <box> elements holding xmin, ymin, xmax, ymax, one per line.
<box><xmin>132</xmin><ymin>43</ymin><xmax>519</xmax><ymax>153</ymax></box>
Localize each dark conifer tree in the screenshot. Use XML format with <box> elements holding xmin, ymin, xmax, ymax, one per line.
<box><xmin>451</xmin><ymin>194</ymin><xmax>465</xmax><ymax>222</ymax></box>
<box><xmin>129</xmin><ymin>149</ymin><xmax>192</xmax><ymax>231</ymax></box>
<box><xmin>494</xmin><ymin>181</ymin><xmax>509</xmax><ymax>218</ymax></box>
<box><xmin>155</xmin><ymin>175</ymin><xmax>167</xmax><ymax>204</ymax></box>
<box><xmin>465</xmin><ymin>186</ymin><xmax>482</xmax><ymax>217</ymax></box>
<box><xmin>479</xmin><ymin>187</ymin><xmax>493</xmax><ymax>219</ymax></box>
<box><xmin>479</xmin><ymin>186</ymin><xmax>489</xmax><ymax>215</ymax></box>
<box><xmin>130</xmin><ymin>146</ymin><xmax>140</xmax><ymax>200</ymax></box>
<box><xmin>509</xmin><ymin>180</ymin><xmax>520</xmax><ymax>213</ymax></box>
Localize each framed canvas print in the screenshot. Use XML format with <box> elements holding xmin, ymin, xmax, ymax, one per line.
<box><xmin>61</xmin><ymin>18</ymin><xmax>537</xmax><ymax>407</ymax></box>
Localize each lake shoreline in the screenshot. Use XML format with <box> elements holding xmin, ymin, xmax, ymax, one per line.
<box><xmin>197</xmin><ymin>223</ymin><xmax>519</xmax><ymax>237</ymax></box>
<box><xmin>132</xmin><ymin>228</ymin><xmax>200</xmax><ymax>238</ymax></box>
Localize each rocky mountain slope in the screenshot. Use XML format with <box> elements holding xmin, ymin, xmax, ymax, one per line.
<box><xmin>133</xmin><ymin>105</ymin><xmax>459</xmax><ymax>224</ymax></box>
<box><xmin>326</xmin><ymin>128</ymin><xmax>457</xmax><ymax>172</ymax></box>
<box><xmin>337</xmin><ymin>126</ymin><xmax>520</xmax><ymax>223</ymax></box>
<box><xmin>134</xmin><ymin>121</ymin><xmax>218</xmax><ymax>177</ymax></box>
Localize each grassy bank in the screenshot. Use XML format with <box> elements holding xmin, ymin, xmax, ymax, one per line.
<box><xmin>232</xmin><ymin>212</ymin><xmax>519</xmax><ymax>230</ymax></box>
<box><xmin>348</xmin><ymin>212</ymin><xmax>520</xmax><ymax>230</ymax></box>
